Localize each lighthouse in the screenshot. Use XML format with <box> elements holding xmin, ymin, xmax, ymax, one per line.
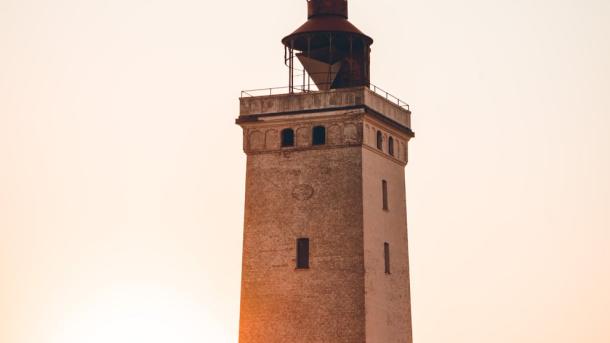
<box><xmin>236</xmin><ymin>1</ymin><xmax>414</xmax><ymax>342</ymax></box>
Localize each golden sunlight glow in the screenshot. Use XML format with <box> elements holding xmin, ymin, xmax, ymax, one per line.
<box><xmin>51</xmin><ymin>286</ymin><xmax>231</xmax><ymax>343</ymax></box>
<box><xmin>1</xmin><ymin>1</ymin><xmax>609</xmax><ymax>343</ymax></box>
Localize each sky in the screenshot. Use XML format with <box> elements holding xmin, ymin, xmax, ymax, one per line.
<box><xmin>1</xmin><ymin>0</ymin><xmax>609</xmax><ymax>342</ymax></box>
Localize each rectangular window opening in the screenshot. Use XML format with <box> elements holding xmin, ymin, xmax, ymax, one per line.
<box><xmin>384</xmin><ymin>242</ymin><xmax>391</xmax><ymax>274</ymax></box>
<box><xmin>281</xmin><ymin>128</ymin><xmax>295</xmax><ymax>147</ymax></box>
<box><xmin>312</xmin><ymin>126</ymin><xmax>326</xmax><ymax>146</ymax></box>
<box><xmin>296</xmin><ymin>238</ymin><xmax>310</xmax><ymax>269</ymax></box>
<box><xmin>382</xmin><ymin>180</ymin><xmax>389</xmax><ymax>210</ymax></box>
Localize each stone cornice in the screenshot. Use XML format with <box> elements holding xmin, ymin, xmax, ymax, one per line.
<box><xmin>238</xmin><ymin>87</ymin><xmax>413</xmax><ymax>136</ymax></box>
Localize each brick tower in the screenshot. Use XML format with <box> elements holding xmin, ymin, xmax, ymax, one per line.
<box><xmin>236</xmin><ymin>1</ymin><xmax>414</xmax><ymax>342</ymax></box>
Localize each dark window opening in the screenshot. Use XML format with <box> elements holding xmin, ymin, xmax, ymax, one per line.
<box><xmin>382</xmin><ymin>180</ymin><xmax>389</xmax><ymax>210</ymax></box>
<box><xmin>384</xmin><ymin>242</ymin><xmax>391</xmax><ymax>274</ymax></box>
<box><xmin>296</xmin><ymin>238</ymin><xmax>310</xmax><ymax>269</ymax></box>
<box><xmin>281</xmin><ymin>128</ymin><xmax>295</xmax><ymax>147</ymax></box>
<box><xmin>312</xmin><ymin>126</ymin><xmax>326</xmax><ymax>146</ymax></box>
<box><xmin>388</xmin><ymin>137</ymin><xmax>395</xmax><ymax>156</ymax></box>
<box><xmin>376</xmin><ymin>131</ymin><xmax>383</xmax><ymax>150</ymax></box>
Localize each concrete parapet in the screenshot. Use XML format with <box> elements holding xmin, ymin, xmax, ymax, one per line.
<box><xmin>240</xmin><ymin>87</ymin><xmax>411</xmax><ymax>129</ymax></box>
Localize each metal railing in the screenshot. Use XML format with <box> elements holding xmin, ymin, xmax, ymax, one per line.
<box><xmin>240</xmin><ymin>85</ymin><xmax>309</xmax><ymax>98</ymax></box>
<box><xmin>241</xmin><ymin>82</ymin><xmax>410</xmax><ymax>111</ymax></box>
<box><xmin>369</xmin><ymin>84</ymin><xmax>410</xmax><ymax>111</ymax></box>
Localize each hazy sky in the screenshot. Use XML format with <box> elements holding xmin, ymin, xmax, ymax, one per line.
<box><xmin>1</xmin><ymin>0</ymin><xmax>609</xmax><ymax>342</ymax></box>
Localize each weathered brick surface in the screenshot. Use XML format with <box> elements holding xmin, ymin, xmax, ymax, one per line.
<box><xmin>362</xmin><ymin>130</ymin><xmax>413</xmax><ymax>343</ymax></box>
<box><xmin>237</xmin><ymin>88</ymin><xmax>413</xmax><ymax>343</ymax></box>
<box><xmin>240</xmin><ymin>146</ymin><xmax>365</xmax><ymax>343</ymax></box>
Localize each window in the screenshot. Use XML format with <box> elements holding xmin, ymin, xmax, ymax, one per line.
<box><xmin>376</xmin><ymin>131</ymin><xmax>383</xmax><ymax>150</ymax></box>
<box><xmin>388</xmin><ymin>137</ymin><xmax>394</xmax><ymax>156</ymax></box>
<box><xmin>384</xmin><ymin>242</ymin><xmax>391</xmax><ymax>274</ymax></box>
<box><xmin>382</xmin><ymin>180</ymin><xmax>388</xmax><ymax>210</ymax></box>
<box><xmin>296</xmin><ymin>238</ymin><xmax>310</xmax><ymax>269</ymax></box>
<box><xmin>312</xmin><ymin>126</ymin><xmax>326</xmax><ymax>145</ymax></box>
<box><xmin>281</xmin><ymin>128</ymin><xmax>294</xmax><ymax>147</ymax></box>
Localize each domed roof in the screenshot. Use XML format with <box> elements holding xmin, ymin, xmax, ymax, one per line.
<box><xmin>282</xmin><ymin>15</ymin><xmax>373</xmax><ymax>49</ymax></box>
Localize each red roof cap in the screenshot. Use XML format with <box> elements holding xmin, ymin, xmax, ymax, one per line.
<box><xmin>308</xmin><ymin>0</ymin><xmax>348</xmax><ymax>19</ymax></box>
